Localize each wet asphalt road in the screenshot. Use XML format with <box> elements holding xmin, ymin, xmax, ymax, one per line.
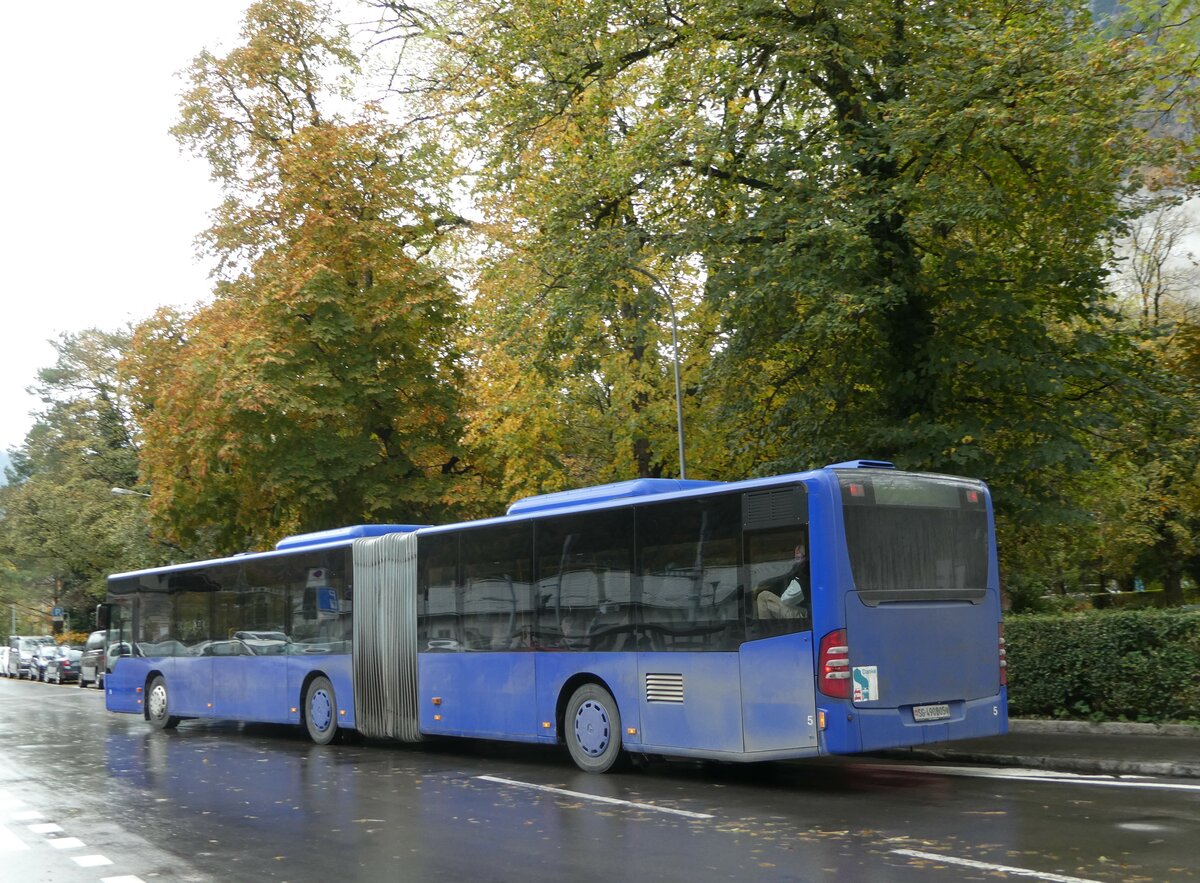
<box><xmin>2</xmin><ymin>676</ymin><xmax>1198</xmax><ymax>882</ymax></box>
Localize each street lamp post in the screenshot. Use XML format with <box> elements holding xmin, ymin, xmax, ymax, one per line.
<box><xmin>111</xmin><ymin>487</ymin><xmax>150</xmax><ymax>498</ymax></box>
<box><xmin>629</xmin><ymin>267</ymin><xmax>687</xmax><ymax>480</ymax></box>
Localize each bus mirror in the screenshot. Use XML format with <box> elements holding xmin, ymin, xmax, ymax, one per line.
<box><xmin>95</xmin><ymin>604</ymin><xmax>111</xmax><ymax>629</ymax></box>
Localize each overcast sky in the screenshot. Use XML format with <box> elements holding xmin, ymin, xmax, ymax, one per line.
<box><xmin>0</xmin><ymin>2</ymin><xmax>252</xmax><ymax>452</ymax></box>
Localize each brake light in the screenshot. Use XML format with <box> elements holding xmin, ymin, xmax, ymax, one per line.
<box><xmin>999</xmin><ymin>622</ymin><xmax>1007</xmax><ymax>687</ymax></box>
<box><xmin>818</xmin><ymin>628</ymin><xmax>851</xmax><ymax>698</ymax></box>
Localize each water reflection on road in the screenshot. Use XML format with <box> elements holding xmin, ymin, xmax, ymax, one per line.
<box><xmin>5</xmin><ymin>681</ymin><xmax>1197</xmax><ymax>883</ymax></box>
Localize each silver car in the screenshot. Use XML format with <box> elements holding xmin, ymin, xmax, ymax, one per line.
<box><xmin>78</xmin><ymin>630</ymin><xmax>107</xmax><ymax>688</ymax></box>
<box><xmin>7</xmin><ymin>636</ymin><xmax>55</xmax><ymax>679</ymax></box>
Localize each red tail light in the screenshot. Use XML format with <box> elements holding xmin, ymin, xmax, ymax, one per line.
<box><xmin>818</xmin><ymin>628</ymin><xmax>851</xmax><ymax>698</ymax></box>
<box><xmin>998</xmin><ymin>622</ymin><xmax>1007</xmax><ymax>687</ymax></box>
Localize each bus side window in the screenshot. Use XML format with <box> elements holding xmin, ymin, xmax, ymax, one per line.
<box><xmin>637</xmin><ymin>494</ymin><xmax>742</xmax><ymax>650</ymax></box>
<box><xmin>534</xmin><ymin>510</ymin><xmax>633</xmax><ymax>651</ymax></box>
<box><xmin>746</xmin><ymin>528</ymin><xmax>811</xmax><ymax>633</ymax></box>
<box><xmin>418</xmin><ymin>533</ymin><xmax>461</xmax><ymax>651</ymax></box>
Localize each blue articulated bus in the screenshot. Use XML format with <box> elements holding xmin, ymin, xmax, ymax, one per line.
<box><xmin>102</xmin><ymin>460</ymin><xmax>1008</xmax><ymax>772</ymax></box>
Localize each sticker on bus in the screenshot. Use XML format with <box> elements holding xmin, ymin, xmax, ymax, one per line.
<box><xmin>852</xmin><ymin>665</ymin><xmax>878</xmax><ymax>702</ymax></box>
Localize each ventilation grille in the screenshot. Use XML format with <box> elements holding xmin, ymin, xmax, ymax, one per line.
<box><xmin>645</xmin><ymin>673</ymin><xmax>684</xmax><ymax>704</ymax></box>
<box><xmin>743</xmin><ymin>486</ymin><xmax>805</xmax><ymax>528</ymax></box>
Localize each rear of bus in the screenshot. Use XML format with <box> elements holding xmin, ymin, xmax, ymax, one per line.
<box><xmin>813</xmin><ymin>465</ymin><xmax>1007</xmax><ymax>754</ymax></box>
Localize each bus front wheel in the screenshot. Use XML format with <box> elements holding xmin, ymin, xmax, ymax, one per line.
<box><xmin>147</xmin><ymin>676</ymin><xmax>181</xmax><ymax>730</ymax></box>
<box><xmin>304</xmin><ymin>676</ymin><xmax>339</xmax><ymax>745</ymax></box>
<box><xmin>565</xmin><ymin>683</ymin><xmax>625</xmax><ymax>773</ymax></box>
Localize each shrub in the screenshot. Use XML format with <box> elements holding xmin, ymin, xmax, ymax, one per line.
<box><xmin>1005</xmin><ymin>609</ymin><xmax>1200</xmax><ymax>723</ymax></box>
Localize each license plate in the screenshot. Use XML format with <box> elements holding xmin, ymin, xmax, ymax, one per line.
<box><xmin>912</xmin><ymin>703</ymin><xmax>951</xmax><ymax>722</ymax></box>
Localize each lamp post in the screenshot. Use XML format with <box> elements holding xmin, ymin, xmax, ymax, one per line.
<box><xmin>629</xmin><ymin>267</ymin><xmax>687</xmax><ymax>480</ymax></box>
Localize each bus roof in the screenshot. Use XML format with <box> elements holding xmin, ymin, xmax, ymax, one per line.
<box><xmin>107</xmin><ymin>525</ymin><xmax>421</xmax><ymax>582</ymax></box>
<box><xmin>274</xmin><ymin>523</ymin><xmax>424</xmax><ymax>550</ymax></box>
<box><xmin>108</xmin><ymin>460</ymin><xmax>918</xmax><ymax>581</ymax></box>
<box><xmin>506</xmin><ymin>478</ymin><xmax>723</xmax><ymax>516</ymax></box>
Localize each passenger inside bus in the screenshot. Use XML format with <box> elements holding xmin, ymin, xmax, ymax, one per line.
<box><xmin>755</xmin><ymin>543</ymin><xmax>810</xmax><ymax>620</ymax></box>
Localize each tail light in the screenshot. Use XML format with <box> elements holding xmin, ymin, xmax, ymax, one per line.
<box><xmin>818</xmin><ymin>628</ymin><xmax>851</xmax><ymax>698</ymax></box>
<box><xmin>999</xmin><ymin>622</ymin><xmax>1007</xmax><ymax>687</ymax></box>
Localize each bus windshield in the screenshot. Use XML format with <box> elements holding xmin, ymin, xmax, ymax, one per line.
<box><xmin>838</xmin><ymin>471</ymin><xmax>989</xmax><ymax>604</ymax></box>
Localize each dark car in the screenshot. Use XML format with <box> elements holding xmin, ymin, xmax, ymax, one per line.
<box><xmin>45</xmin><ymin>648</ymin><xmax>82</xmax><ymax>684</ymax></box>
<box><xmin>78</xmin><ymin>630</ymin><xmax>107</xmax><ymax>689</ymax></box>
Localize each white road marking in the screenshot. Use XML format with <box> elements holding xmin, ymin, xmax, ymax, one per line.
<box><xmin>893</xmin><ymin>848</ymin><xmax>1103</xmax><ymax>883</ymax></box>
<box><xmin>874</xmin><ymin>762</ymin><xmax>1200</xmax><ymax>793</ymax></box>
<box><xmin>12</xmin><ymin>810</ymin><xmax>43</xmax><ymax>821</ymax></box>
<box><xmin>101</xmin><ymin>877</ymin><xmax>147</xmax><ymax>883</ymax></box>
<box><xmin>28</xmin><ymin>822</ymin><xmax>64</xmax><ymax>835</ymax></box>
<box><xmin>475</xmin><ymin>775</ymin><xmax>715</xmax><ymax>820</ymax></box>
<box><xmin>0</xmin><ymin>824</ymin><xmax>30</xmax><ymax>853</ymax></box>
<box><xmin>48</xmin><ymin>837</ymin><xmax>86</xmax><ymax>850</ymax></box>
<box><xmin>73</xmin><ymin>854</ymin><xmax>114</xmax><ymax>868</ymax></box>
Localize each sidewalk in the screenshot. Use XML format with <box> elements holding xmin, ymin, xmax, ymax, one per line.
<box><xmin>882</xmin><ymin>719</ymin><xmax>1200</xmax><ymax>779</ymax></box>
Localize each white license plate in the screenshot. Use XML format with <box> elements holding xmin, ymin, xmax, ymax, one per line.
<box><xmin>912</xmin><ymin>703</ymin><xmax>951</xmax><ymax>722</ymax></box>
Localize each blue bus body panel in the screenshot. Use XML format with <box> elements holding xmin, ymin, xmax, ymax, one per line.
<box><xmin>170</xmin><ymin>658</ymin><xmax>211</xmax><ymax>716</ymax></box>
<box><xmin>635</xmin><ymin>653</ymin><xmax>743</xmax><ymax>754</ymax></box>
<box><xmin>106</xmin><ymin>658</ymin><xmax>147</xmax><ymax>714</ymax></box>
<box><xmin>106</xmin><ymin>654</ymin><xmax>356</xmax><ymax>728</ymax></box>
<box><xmin>415</xmin><ymin>639</ymin><xmax>821</xmax><ymax>760</ymax></box>
<box><xmin>418</xmin><ymin>652</ymin><xmax>540</xmax><ymax>739</ymax></box>
<box><xmin>842</xmin><ymin>599</ymin><xmax>1000</xmax><ymax>711</ymax></box>
<box><xmin>739</xmin><ymin>634</ymin><xmax>818</xmax><ymax>753</ymax></box>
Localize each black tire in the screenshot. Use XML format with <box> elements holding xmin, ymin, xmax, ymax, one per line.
<box><xmin>304</xmin><ymin>676</ymin><xmax>339</xmax><ymax>745</ymax></box>
<box><xmin>146</xmin><ymin>675</ymin><xmax>180</xmax><ymax>730</ymax></box>
<box><xmin>564</xmin><ymin>683</ymin><xmax>625</xmax><ymax>773</ymax></box>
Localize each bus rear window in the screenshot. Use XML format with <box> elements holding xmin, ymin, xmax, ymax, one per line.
<box><xmin>838</xmin><ymin>472</ymin><xmax>989</xmax><ymax>604</ymax></box>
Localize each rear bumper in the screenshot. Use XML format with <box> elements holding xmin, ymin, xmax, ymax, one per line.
<box><xmin>823</xmin><ymin>689</ymin><xmax>1008</xmax><ymax>754</ymax></box>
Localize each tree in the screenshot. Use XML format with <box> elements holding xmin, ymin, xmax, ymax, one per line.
<box><xmin>0</xmin><ymin>330</ymin><xmax>175</xmax><ymax>628</ymax></box>
<box><xmin>400</xmin><ymin>0</ymin><xmax>1198</xmax><ymax>587</ymax></box>
<box><xmin>128</xmin><ymin>0</ymin><xmax>469</xmax><ymax>552</ymax></box>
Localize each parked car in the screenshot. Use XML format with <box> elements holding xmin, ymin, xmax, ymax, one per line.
<box><xmin>78</xmin><ymin>630</ymin><xmax>107</xmax><ymax>688</ymax></box>
<box><xmin>6</xmin><ymin>635</ymin><xmax>55</xmax><ymax>679</ymax></box>
<box><xmin>44</xmin><ymin>648</ymin><xmax>83</xmax><ymax>684</ymax></box>
<box><xmin>31</xmin><ymin>644</ymin><xmax>67</xmax><ymax>681</ymax></box>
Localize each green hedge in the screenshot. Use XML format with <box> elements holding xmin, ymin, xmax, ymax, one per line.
<box><xmin>1005</xmin><ymin>609</ymin><xmax>1200</xmax><ymax>723</ymax></box>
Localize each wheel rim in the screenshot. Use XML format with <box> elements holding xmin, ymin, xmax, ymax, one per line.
<box><xmin>149</xmin><ymin>683</ymin><xmax>168</xmax><ymax>720</ymax></box>
<box><xmin>573</xmin><ymin>699</ymin><xmax>611</xmax><ymax>758</ymax></box>
<box><xmin>310</xmin><ymin>688</ymin><xmax>333</xmax><ymax>733</ymax></box>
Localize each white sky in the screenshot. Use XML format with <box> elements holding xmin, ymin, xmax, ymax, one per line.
<box><xmin>0</xmin><ymin>2</ymin><xmax>251</xmax><ymax>452</ymax></box>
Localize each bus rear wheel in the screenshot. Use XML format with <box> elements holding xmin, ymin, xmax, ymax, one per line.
<box><xmin>304</xmin><ymin>676</ymin><xmax>339</xmax><ymax>745</ymax></box>
<box><xmin>147</xmin><ymin>676</ymin><xmax>181</xmax><ymax>730</ymax></box>
<box><xmin>565</xmin><ymin>684</ymin><xmax>625</xmax><ymax>773</ymax></box>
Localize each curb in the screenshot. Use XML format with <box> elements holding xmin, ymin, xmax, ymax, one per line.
<box><xmin>1010</xmin><ymin>718</ymin><xmax>1200</xmax><ymax>738</ymax></box>
<box><xmin>884</xmin><ymin>746</ymin><xmax>1200</xmax><ymax>780</ymax></box>
<box><xmin>876</xmin><ymin>718</ymin><xmax>1200</xmax><ymax>779</ymax></box>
